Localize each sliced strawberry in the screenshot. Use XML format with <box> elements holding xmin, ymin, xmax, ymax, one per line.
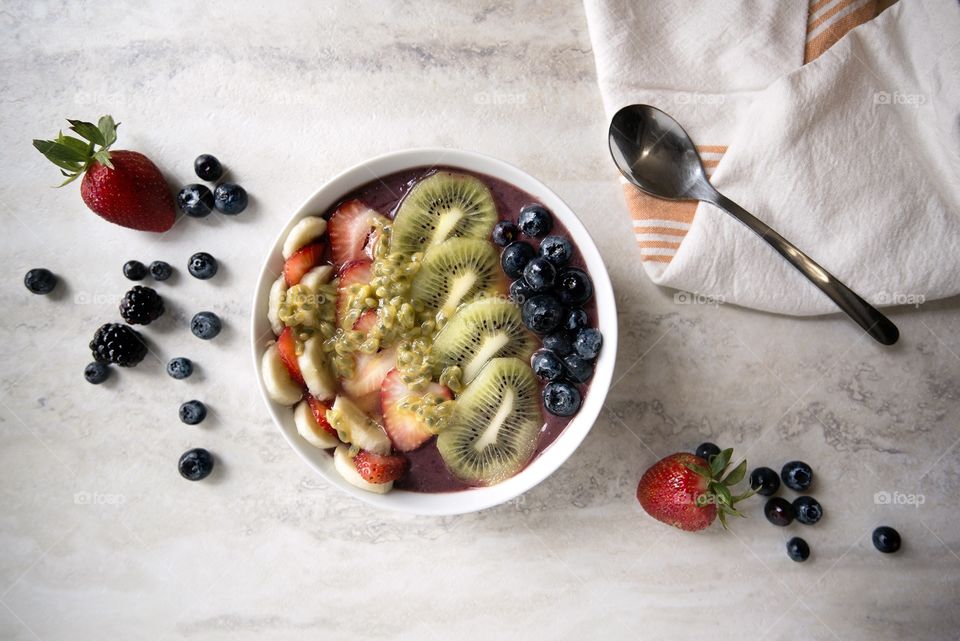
<box><xmin>328</xmin><ymin>200</ymin><xmax>385</xmax><ymax>267</ymax></box>
<box><xmin>305</xmin><ymin>393</ymin><xmax>337</xmax><ymax>437</ymax></box>
<box><xmin>335</xmin><ymin>259</ymin><xmax>373</xmax><ymax>326</ymax></box>
<box><xmin>276</xmin><ymin>327</ymin><xmax>305</xmax><ymax>386</ymax></box>
<box><xmin>284</xmin><ymin>242</ymin><xmax>326</xmax><ymax>286</ymax></box>
<box><xmin>353</xmin><ymin>309</ymin><xmax>378</xmax><ymax>333</ymax></box>
<box><xmin>353</xmin><ymin>390</ymin><xmax>383</xmax><ymax>420</ymax></box>
<box><xmin>381</xmin><ymin>369</ymin><xmax>452</xmax><ymax>452</ymax></box>
<box><xmin>341</xmin><ymin>347</ymin><xmax>397</xmax><ymax>398</ymax></box>
<box><xmin>353</xmin><ymin>449</ymin><xmax>408</xmax><ymax>484</ymax></box>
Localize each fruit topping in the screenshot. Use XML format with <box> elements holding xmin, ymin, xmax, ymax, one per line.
<box><xmin>542</xmin><ymin>331</ymin><xmax>573</xmax><ymax>356</ymax></box>
<box><xmin>793</xmin><ymin>496</ymin><xmax>823</xmax><ymax>525</ymax></box>
<box><xmin>353</xmin><ymin>449</ymin><xmax>409</xmax><ymax>484</ymax></box>
<box><xmin>194</xmin><ymin>154</ymin><xmax>223</xmax><ymax>181</ymax></box>
<box><xmin>695</xmin><ymin>442</ymin><xmax>721</xmax><ymax>462</ymax></box>
<box><xmin>492</xmin><ymin>220</ymin><xmax>518</xmax><ymax>246</ymax></box>
<box><xmin>166</xmin><ymin>357</ymin><xmax>193</xmax><ymax>380</ymax></box>
<box><xmin>518</xmin><ymin>204</ymin><xmax>552</xmax><ymax>237</ymax></box>
<box><xmin>521</xmin><ymin>293</ymin><xmax>565</xmax><ymax>334</ymax></box>
<box><xmin>327</xmin><ymin>199</ymin><xmax>384</xmax><ymax>267</ymax></box>
<box><xmin>333</xmin><ymin>445</ymin><xmax>393</xmax><ymax>494</ymax></box>
<box><xmin>531</xmin><ymin>349</ymin><xmax>564</xmax><ymax>382</ymax></box>
<box><xmin>149</xmin><ymin>261</ymin><xmax>172</xmax><ymax>281</ymax></box>
<box><xmin>282</xmin><ymin>216</ymin><xmax>328</xmax><ymax>259</ymax></box>
<box><xmin>543</xmin><ymin>381</ymin><xmax>581</xmax><ymax>416</ymax></box>
<box><xmin>90</xmin><ymin>323</ymin><xmax>147</xmax><ymax>367</ymax></box>
<box><xmin>267</xmin><ymin>275</ymin><xmax>288</xmax><ymax>336</ymax></box>
<box><xmin>294</xmin><ymin>398</ymin><xmax>339</xmax><ymax>449</ymax></box>
<box><xmin>261</xmin><ymin>343</ymin><xmax>303</xmax><ymax>405</ymax></box>
<box><xmin>786</xmin><ymin>537</ymin><xmax>810</xmax><ymax>562</ymax></box>
<box><xmin>24</xmin><ymin>268</ymin><xmax>57</xmax><ymax>295</ymax></box>
<box><xmin>214</xmin><ymin>182</ymin><xmax>248</xmax><ymax>215</ymax></box>
<box><xmin>500</xmin><ymin>241</ymin><xmax>535</xmax><ymax>279</ymax></box>
<box><xmin>276</xmin><ymin>327</ymin><xmax>306</xmax><ymax>386</ymax></box>
<box><xmin>509</xmin><ymin>278</ymin><xmax>533</xmax><ymax>304</ymax></box>
<box><xmin>297</xmin><ymin>335</ymin><xmax>336</xmax><ymax>400</ymax></box>
<box><xmin>191</xmin><ymin>311</ymin><xmax>222</xmax><ymax>340</ymax></box>
<box><xmin>179</xmin><ymin>448</ymin><xmax>214</xmax><ymax>481</ymax></box>
<box><xmin>179</xmin><ymin>400</ymin><xmax>207</xmax><ymax>425</ymax></box>
<box><xmin>305</xmin><ymin>394</ymin><xmax>338</xmax><ymax>437</ymax></box>
<box><xmin>564</xmin><ymin>308</ymin><xmax>589</xmax><ymax>331</ymax></box>
<box><xmin>335</xmin><ymin>259</ymin><xmax>373</xmax><ymax>327</ymax></box>
<box><xmin>327</xmin><ymin>395</ymin><xmax>392</xmax><ymax>455</ymax></box>
<box><xmin>120</xmin><ymin>285</ymin><xmax>165</xmax><ymax>325</ymax></box>
<box><xmin>178</xmin><ymin>184</ymin><xmax>214</xmax><ymax>217</ymax></box>
<box><xmin>123</xmin><ymin>260</ymin><xmax>147</xmax><ymax>281</ymax></box>
<box><xmin>556</xmin><ymin>268</ymin><xmax>593</xmax><ymax>307</ymax></box>
<box><xmin>381</xmin><ymin>369</ymin><xmax>452</xmax><ymax>452</ymax></box>
<box><xmin>342</xmin><ymin>348</ymin><xmax>397</xmax><ymax>398</ymax></box>
<box><xmin>188</xmin><ymin>252</ymin><xmax>218</xmax><ymax>280</ymax></box>
<box><xmin>522</xmin><ymin>256</ymin><xmax>556</xmax><ymax>292</ymax></box>
<box><xmin>749</xmin><ymin>467</ymin><xmax>780</xmax><ymax>496</ymax></box>
<box><xmin>781</xmin><ymin>460</ymin><xmax>813</xmax><ymax>491</ymax></box>
<box><xmin>764</xmin><ymin>497</ymin><xmax>795</xmax><ymax>526</ymax></box>
<box><xmin>539</xmin><ymin>235</ymin><xmax>573</xmax><ymax>267</ymax></box>
<box><xmin>872</xmin><ymin>526</ymin><xmax>901</xmax><ymax>553</ymax></box>
<box><xmin>84</xmin><ymin>362</ymin><xmax>110</xmax><ymax>385</ymax></box>
<box><xmin>573</xmin><ymin>327</ymin><xmax>602</xmax><ymax>360</ymax></box>
<box><xmin>283</xmin><ymin>242</ymin><xmax>325</xmax><ymax>286</ymax></box>
<box><xmin>410</xmin><ymin>238</ymin><xmax>499</xmax><ymax>318</ymax></box>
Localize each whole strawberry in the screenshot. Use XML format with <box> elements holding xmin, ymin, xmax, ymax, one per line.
<box><xmin>636</xmin><ymin>448</ymin><xmax>752</xmax><ymax>531</ymax></box>
<box><xmin>33</xmin><ymin>116</ymin><xmax>175</xmax><ymax>232</ymax></box>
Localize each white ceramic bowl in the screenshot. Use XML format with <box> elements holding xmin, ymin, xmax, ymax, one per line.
<box><xmin>251</xmin><ymin>148</ymin><xmax>617</xmax><ymax>515</ymax></box>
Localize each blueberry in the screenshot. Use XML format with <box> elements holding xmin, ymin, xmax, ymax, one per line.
<box><xmin>573</xmin><ymin>327</ymin><xmax>602</xmax><ymax>360</ymax></box>
<box><xmin>84</xmin><ymin>362</ymin><xmax>110</xmax><ymax>385</ymax></box>
<box><xmin>166</xmin><ymin>357</ymin><xmax>194</xmax><ymax>380</ymax></box>
<box><xmin>521</xmin><ymin>293</ymin><xmax>565</xmax><ymax>334</ymax></box>
<box><xmin>509</xmin><ymin>279</ymin><xmax>533</xmax><ymax>304</ymax></box>
<box><xmin>194</xmin><ymin>154</ymin><xmax>223</xmax><ymax>182</ymax></box>
<box><xmin>179</xmin><ymin>400</ymin><xmax>207</xmax><ymax>425</ymax></box>
<box><xmin>188</xmin><ymin>252</ymin><xmax>218</xmax><ymax>280</ymax></box>
<box><xmin>214</xmin><ymin>183</ymin><xmax>248</xmax><ymax>215</ymax></box>
<box><xmin>872</xmin><ymin>526</ymin><xmax>901</xmax><ymax>553</ymax></box>
<box><xmin>501</xmin><ymin>242</ymin><xmax>535</xmax><ymax>279</ymax></box>
<box><xmin>542</xmin><ymin>332</ymin><xmax>573</xmax><ymax>356</ymax></box>
<box><xmin>543</xmin><ymin>381</ymin><xmax>581</xmax><ymax>416</ymax></box>
<box><xmin>562</xmin><ymin>354</ymin><xmax>594</xmax><ymax>383</ymax></box>
<box><xmin>786</xmin><ymin>537</ymin><xmax>810</xmax><ymax>562</ymax></box>
<box><xmin>539</xmin><ymin>235</ymin><xmax>573</xmax><ymax>267</ymax></box>
<box><xmin>523</xmin><ymin>257</ymin><xmax>557</xmax><ymax>292</ymax></box>
<box><xmin>781</xmin><ymin>460</ymin><xmax>813</xmax><ymax>491</ymax></box>
<box><xmin>191</xmin><ymin>311</ymin><xmax>222</xmax><ymax>340</ymax></box>
<box><xmin>564</xmin><ymin>308</ymin><xmax>589</xmax><ymax>332</ymax></box>
<box><xmin>149</xmin><ymin>261</ymin><xmax>172</xmax><ymax>281</ymax></box>
<box><xmin>531</xmin><ymin>349</ymin><xmax>564</xmax><ymax>382</ymax></box>
<box><xmin>764</xmin><ymin>497</ymin><xmax>795</xmax><ymax>526</ymax></box>
<box><xmin>749</xmin><ymin>467</ymin><xmax>781</xmax><ymax>496</ymax></box>
<box><xmin>518</xmin><ymin>204</ymin><xmax>553</xmax><ymax>237</ymax></box>
<box><xmin>123</xmin><ymin>260</ymin><xmax>147</xmax><ymax>281</ymax></box>
<box><xmin>491</xmin><ymin>221</ymin><xmax>518</xmax><ymax>247</ymax></box>
<box><xmin>695</xmin><ymin>442</ymin><xmax>721</xmax><ymax>462</ymax></box>
<box><xmin>178</xmin><ymin>447</ymin><xmax>214</xmax><ymax>481</ymax></box>
<box><xmin>23</xmin><ymin>268</ymin><xmax>57</xmax><ymax>295</ymax></box>
<box><xmin>177</xmin><ymin>184</ymin><xmax>214</xmax><ymax>217</ymax></box>
<box><xmin>556</xmin><ymin>268</ymin><xmax>593</xmax><ymax>307</ymax></box>
<box><xmin>793</xmin><ymin>496</ymin><xmax>823</xmax><ymax>525</ymax></box>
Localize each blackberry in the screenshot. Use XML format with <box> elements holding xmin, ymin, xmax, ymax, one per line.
<box><xmin>119</xmin><ymin>286</ymin><xmax>165</xmax><ymax>325</ymax></box>
<box><xmin>89</xmin><ymin>323</ymin><xmax>148</xmax><ymax>367</ymax></box>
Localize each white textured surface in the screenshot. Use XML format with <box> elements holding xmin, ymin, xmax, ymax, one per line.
<box><xmin>1</xmin><ymin>2</ymin><xmax>958</xmax><ymax>640</ymax></box>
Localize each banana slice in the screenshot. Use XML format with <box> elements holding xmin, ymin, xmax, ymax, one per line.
<box><xmin>261</xmin><ymin>343</ymin><xmax>303</xmax><ymax>405</ymax></box>
<box><xmin>329</xmin><ymin>396</ymin><xmax>392</xmax><ymax>455</ymax></box>
<box><xmin>297</xmin><ymin>335</ymin><xmax>336</xmax><ymax>401</ymax></box>
<box><xmin>267</xmin><ymin>275</ymin><xmax>287</xmax><ymax>335</ymax></box>
<box><xmin>283</xmin><ymin>216</ymin><xmax>328</xmax><ymax>259</ymax></box>
<box><xmin>294</xmin><ymin>400</ymin><xmax>339</xmax><ymax>449</ymax></box>
<box><xmin>299</xmin><ymin>264</ymin><xmax>334</xmax><ymax>293</ymax></box>
<box><xmin>333</xmin><ymin>445</ymin><xmax>393</xmax><ymax>494</ymax></box>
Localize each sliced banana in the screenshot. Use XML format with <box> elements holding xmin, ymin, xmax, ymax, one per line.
<box><xmin>294</xmin><ymin>400</ymin><xmax>339</xmax><ymax>449</ymax></box>
<box><xmin>329</xmin><ymin>396</ymin><xmax>391</xmax><ymax>455</ymax></box>
<box><xmin>333</xmin><ymin>445</ymin><xmax>393</xmax><ymax>494</ymax></box>
<box><xmin>261</xmin><ymin>343</ymin><xmax>303</xmax><ymax>405</ymax></box>
<box><xmin>297</xmin><ymin>335</ymin><xmax>336</xmax><ymax>401</ymax></box>
<box><xmin>283</xmin><ymin>216</ymin><xmax>328</xmax><ymax>259</ymax></box>
<box><xmin>299</xmin><ymin>264</ymin><xmax>334</xmax><ymax>293</ymax></box>
<box><xmin>267</xmin><ymin>275</ymin><xmax>287</xmax><ymax>335</ymax></box>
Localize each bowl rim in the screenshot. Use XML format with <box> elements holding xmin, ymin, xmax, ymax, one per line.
<box><xmin>250</xmin><ymin>147</ymin><xmax>618</xmax><ymax>515</ymax></box>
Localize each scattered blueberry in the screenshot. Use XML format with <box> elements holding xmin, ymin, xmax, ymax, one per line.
<box><xmin>556</xmin><ymin>268</ymin><xmax>593</xmax><ymax>307</ymax></box>
<box><xmin>83</xmin><ymin>362</ymin><xmax>110</xmax><ymax>385</ymax></box>
<box><xmin>523</xmin><ymin>257</ymin><xmax>557</xmax><ymax>292</ymax></box>
<box><xmin>177</xmin><ymin>184</ymin><xmax>215</xmax><ymax>217</ymax></box>
<box><xmin>491</xmin><ymin>221</ymin><xmax>518</xmax><ymax>247</ymax></box>
<box><xmin>509</xmin><ymin>279</ymin><xmax>533</xmax><ymax>304</ymax></box>
<box><xmin>521</xmin><ymin>293</ymin><xmax>565</xmax><ymax>334</ymax></box>
<box><xmin>194</xmin><ymin>154</ymin><xmax>223</xmax><ymax>182</ymax></box>
<box><xmin>793</xmin><ymin>496</ymin><xmax>823</xmax><ymax>525</ymax></box>
<box><xmin>188</xmin><ymin>252</ymin><xmax>218</xmax><ymax>280</ymax></box>
<box><xmin>564</xmin><ymin>308</ymin><xmax>589</xmax><ymax>332</ymax></box>
<box><xmin>214</xmin><ymin>183</ymin><xmax>248</xmax><ymax>215</ymax></box>
<box><xmin>191</xmin><ymin>311</ymin><xmax>222</xmax><ymax>340</ymax></box>
<box><xmin>562</xmin><ymin>353</ymin><xmax>594</xmax><ymax>383</ymax></box>
<box><xmin>872</xmin><ymin>526</ymin><xmax>901</xmax><ymax>554</ymax></box>
<box><xmin>123</xmin><ymin>260</ymin><xmax>147</xmax><ymax>281</ymax></box>
<box><xmin>542</xmin><ymin>332</ymin><xmax>573</xmax><ymax>356</ymax></box>
<box><xmin>179</xmin><ymin>400</ymin><xmax>207</xmax><ymax>425</ymax></box>
<box><xmin>786</xmin><ymin>537</ymin><xmax>810</xmax><ymax>562</ymax></box>
<box><xmin>23</xmin><ymin>268</ymin><xmax>57</xmax><ymax>295</ymax></box>
<box><xmin>781</xmin><ymin>460</ymin><xmax>814</xmax><ymax>491</ymax></box>
<box><xmin>543</xmin><ymin>381</ymin><xmax>581</xmax><ymax>416</ymax></box>
<box><xmin>501</xmin><ymin>242</ymin><xmax>535</xmax><ymax>279</ymax></box>
<box><xmin>178</xmin><ymin>447</ymin><xmax>214</xmax><ymax>481</ymax></box>
<box><xmin>518</xmin><ymin>204</ymin><xmax>553</xmax><ymax>237</ymax></box>
<box><xmin>695</xmin><ymin>442</ymin><xmax>721</xmax><ymax>462</ymax></box>
<box><xmin>167</xmin><ymin>357</ymin><xmax>194</xmax><ymax>380</ymax></box>
<box><xmin>531</xmin><ymin>349</ymin><xmax>564</xmax><ymax>382</ymax></box>
<box><xmin>539</xmin><ymin>235</ymin><xmax>573</xmax><ymax>267</ymax></box>
<box><xmin>764</xmin><ymin>497</ymin><xmax>795</xmax><ymax>526</ymax></box>
<box><xmin>149</xmin><ymin>260</ymin><xmax>173</xmax><ymax>281</ymax></box>
<box><xmin>573</xmin><ymin>327</ymin><xmax>602</xmax><ymax>360</ymax></box>
<box><xmin>749</xmin><ymin>467</ymin><xmax>781</xmax><ymax>496</ymax></box>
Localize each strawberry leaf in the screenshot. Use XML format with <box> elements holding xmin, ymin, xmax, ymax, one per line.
<box><xmin>33</xmin><ymin>139</ymin><xmax>88</xmax><ymax>164</ymax></box>
<box><xmin>56</xmin><ymin>132</ymin><xmax>93</xmax><ymax>156</ymax></box>
<box><xmin>67</xmin><ymin>119</ymin><xmax>105</xmax><ymax>146</ymax></box>
<box><xmin>92</xmin><ymin>149</ymin><xmax>114</xmax><ymax>169</ymax></box>
<box><xmin>713</xmin><ymin>482</ymin><xmax>733</xmax><ymax>505</ymax></box>
<box><xmin>683</xmin><ymin>462</ymin><xmax>713</xmax><ymax>479</ymax></box>
<box><xmin>710</xmin><ymin>448</ymin><xmax>733</xmax><ymax>476</ymax></box>
<box><xmin>722</xmin><ymin>459</ymin><xmax>747</xmax><ymax>486</ymax></box>
<box><xmin>97</xmin><ymin>115</ymin><xmax>118</xmax><ymax>147</ymax></box>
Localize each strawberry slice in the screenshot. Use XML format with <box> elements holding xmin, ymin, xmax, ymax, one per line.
<box><xmin>304</xmin><ymin>393</ymin><xmax>337</xmax><ymax>437</ymax></box>
<box><xmin>336</xmin><ymin>259</ymin><xmax>373</xmax><ymax>326</ymax></box>
<box><xmin>353</xmin><ymin>449</ymin><xmax>408</xmax><ymax>484</ymax></box>
<box><xmin>276</xmin><ymin>327</ymin><xmax>305</xmax><ymax>386</ymax></box>
<box><xmin>341</xmin><ymin>347</ymin><xmax>397</xmax><ymax>398</ymax></box>
<box><xmin>381</xmin><ymin>369</ymin><xmax>452</xmax><ymax>451</ymax></box>
<box><xmin>353</xmin><ymin>309</ymin><xmax>378</xmax><ymax>333</ymax></box>
<box><xmin>328</xmin><ymin>200</ymin><xmax>385</xmax><ymax>267</ymax></box>
<box><xmin>284</xmin><ymin>242</ymin><xmax>326</xmax><ymax>286</ymax></box>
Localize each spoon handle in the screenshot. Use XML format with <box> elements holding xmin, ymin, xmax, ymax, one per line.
<box><xmin>709</xmin><ymin>193</ymin><xmax>899</xmax><ymax>345</ymax></box>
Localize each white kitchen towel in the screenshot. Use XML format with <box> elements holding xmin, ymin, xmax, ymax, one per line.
<box><xmin>585</xmin><ymin>0</ymin><xmax>960</xmax><ymax>315</ymax></box>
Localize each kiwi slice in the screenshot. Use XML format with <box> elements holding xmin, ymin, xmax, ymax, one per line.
<box><xmin>391</xmin><ymin>172</ymin><xmax>498</xmax><ymax>255</ymax></box>
<box><xmin>437</xmin><ymin>357</ymin><xmax>543</xmax><ymax>485</ymax></box>
<box><xmin>410</xmin><ymin>238</ymin><xmax>499</xmax><ymax>316</ymax></box>
<box><xmin>432</xmin><ymin>299</ymin><xmax>538</xmax><ymax>383</ymax></box>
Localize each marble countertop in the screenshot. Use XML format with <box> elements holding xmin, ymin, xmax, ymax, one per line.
<box><xmin>1</xmin><ymin>1</ymin><xmax>957</xmax><ymax>640</ymax></box>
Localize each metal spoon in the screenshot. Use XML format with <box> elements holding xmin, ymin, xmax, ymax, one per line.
<box><xmin>608</xmin><ymin>104</ymin><xmax>898</xmax><ymax>345</ymax></box>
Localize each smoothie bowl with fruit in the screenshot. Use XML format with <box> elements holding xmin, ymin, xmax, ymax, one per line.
<box><xmin>251</xmin><ymin>149</ymin><xmax>616</xmax><ymax>514</ymax></box>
